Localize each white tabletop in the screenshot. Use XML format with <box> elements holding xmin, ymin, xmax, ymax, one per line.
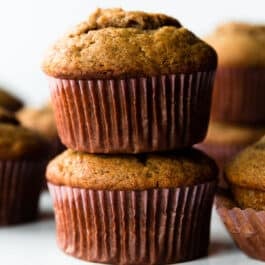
<box><xmin>0</xmin><ymin>192</ymin><xmax>262</xmax><ymax>265</ymax></box>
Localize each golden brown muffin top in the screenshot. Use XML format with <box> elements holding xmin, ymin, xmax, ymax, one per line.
<box><xmin>0</xmin><ymin>124</ymin><xmax>49</xmax><ymax>160</ymax></box>
<box><xmin>225</xmin><ymin>136</ymin><xmax>265</xmax><ymax>190</ymax></box>
<box><xmin>46</xmin><ymin>148</ymin><xmax>217</xmax><ymax>190</ymax></box>
<box><xmin>0</xmin><ymin>107</ymin><xmax>48</xmax><ymax>159</ymax></box>
<box><xmin>17</xmin><ymin>105</ymin><xmax>57</xmax><ymax>141</ymax></box>
<box><xmin>205</xmin><ymin>121</ymin><xmax>265</xmax><ymax>145</ymax></box>
<box><xmin>0</xmin><ymin>89</ymin><xmax>23</xmax><ymax>112</ymax></box>
<box><xmin>205</xmin><ymin>22</ymin><xmax>265</xmax><ymax>67</ymax></box>
<box><xmin>42</xmin><ymin>8</ymin><xmax>217</xmax><ymax>79</ymax></box>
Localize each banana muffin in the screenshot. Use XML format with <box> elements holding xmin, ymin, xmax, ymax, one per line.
<box><xmin>0</xmin><ymin>108</ymin><xmax>48</xmax><ymax>225</ymax></box>
<box><xmin>206</xmin><ymin>22</ymin><xmax>265</xmax><ymax>123</ymax></box>
<box><xmin>42</xmin><ymin>8</ymin><xmax>217</xmax><ymax>153</ymax></box>
<box><xmin>225</xmin><ymin>135</ymin><xmax>265</xmax><ymax>210</ymax></box>
<box><xmin>196</xmin><ymin>121</ymin><xmax>265</xmax><ymax>187</ymax></box>
<box><xmin>0</xmin><ymin>88</ymin><xmax>23</xmax><ymax>112</ymax></box>
<box><xmin>216</xmin><ymin>136</ymin><xmax>265</xmax><ymax>261</ymax></box>
<box><xmin>47</xmin><ymin>148</ymin><xmax>217</xmax><ymax>264</ymax></box>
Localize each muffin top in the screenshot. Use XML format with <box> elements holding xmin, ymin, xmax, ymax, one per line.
<box><xmin>42</xmin><ymin>8</ymin><xmax>217</xmax><ymax>79</ymax></box>
<box><xmin>205</xmin><ymin>22</ymin><xmax>265</xmax><ymax>67</ymax></box>
<box><xmin>225</xmin><ymin>136</ymin><xmax>265</xmax><ymax>190</ymax></box>
<box><xmin>17</xmin><ymin>105</ymin><xmax>57</xmax><ymax>141</ymax></box>
<box><xmin>205</xmin><ymin>121</ymin><xmax>265</xmax><ymax>145</ymax></box>
<box><xmin>0</xmin><ymin>108</ymin><xmax>48</xmax><ymax>160</ymax></box>
<box><xmin>0</xmin><ymin>89</ymin><xmax>23</xmax><ymax>112</ymax></box>
<box><xmin>46</xmin><ymin>148</ymin><xmax>217</xmax><ymax>190</ymax></box>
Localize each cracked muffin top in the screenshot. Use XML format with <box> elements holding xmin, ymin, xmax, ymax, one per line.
<box><xmin>42</xmin><ymin>8</ymin><xmax>217</xmax><ymax>79</ymax></box>
<box><xmin>46</xmin><ymin>148</ymin><xmax>218</xmax><ymax>190</ymax></box>
<box><xmin>0</xmin><ymin>107</ymin><xmax>48</xmax><ymax>160</ymax></box>
<box><xmin>205</xmin><ymin>22</ymin><xmax>265</xmax><ymax>67</ymax></box>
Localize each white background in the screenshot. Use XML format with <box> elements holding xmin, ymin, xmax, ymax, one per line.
<box><xmin>0</xmin><ymin>0</ymin><xmax>264</xmax><ymax>106</ymax></box>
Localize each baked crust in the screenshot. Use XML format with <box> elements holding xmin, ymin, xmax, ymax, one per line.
<box><xmin>42</xmin><ymin>8</ymin><xmax>217</xmax><ymax>79</ymax></box>
<box><xmin>225</xmin><ymin>136</ymin><xmax>265</xmax><ymax>191</ymax></box>
<box><xmin>46</xmin><ymin>148</ymin><xmax>218</xmax><ymax>190</ymax></box>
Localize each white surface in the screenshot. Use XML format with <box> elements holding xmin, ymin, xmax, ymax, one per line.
<box><xmin>0</xmin><ymin>0</ymin><xmax>264</xmax><ymax>106</ymax></box>
<box><xmin>0</xmin><ymin>192</ymin><xmax>263</xmax><ymax>265</ymax></box>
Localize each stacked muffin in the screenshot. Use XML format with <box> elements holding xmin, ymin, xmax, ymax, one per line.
<box><xmin>43</xmin><ymin>9</ymin><xmax>218</xmax><ymax>264</ymax></box>
<box><xmin>197</xmin><ymin>22</ymin><xmax>265</xmax><ymax>186</ymax></box>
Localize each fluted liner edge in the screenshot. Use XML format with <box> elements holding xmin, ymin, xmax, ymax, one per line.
<box><xmin>49</xmin><ymin>72</ymin><xmax>215</xmax><ymax>153</ymax></box>
<box><xmin>0</xmin><ymin>160</ymin><xmax>44</xmax><ymax>225</ymax></box>
<box><xmin>48</xmin><ymin>181</ymin><xmax>216</xmax><ymax>264</ymax></box>
<box><xmin>216</xmin><ymin>195</ymin><xmax>265</xmax><ymax>262</ymax></box>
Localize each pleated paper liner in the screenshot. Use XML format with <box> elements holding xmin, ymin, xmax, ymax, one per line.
<box><xmin>49</xmin><ymin>71</ymin><xmax>215</xmax><ymax>153</ymax></box>
<box><xmin>48</xmin><ymin>180</ymin><xmax>216</xmax><ymax>265</ymax></box>
<box><xmin>0</xmin><ymin>160</ymin><xmax>45</xmax><ymax>225</ymax></box>
<box><xmin>216</xmin><ymin>189</ymin><xmax>265</xmax><ymax>261</ymax></box>
<box><xmin>211</xmin><ymin>67</ymin><xmax>265</xmax><ymax>124</ymax></box>
<box><xmin>196</xmin><ymin>142</ymin><xmax>246</xmax><ymax>189</ymax></box>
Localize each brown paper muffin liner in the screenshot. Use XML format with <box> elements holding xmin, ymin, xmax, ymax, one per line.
<box><xmin>196</xmin><ymin>142</ymin><xmax>245</xmax><ymax>188</ymax></box>
<box><xmin>0</xmin><ymin>160</ymin><xmax>45</xmax><ymax>225</ymax></box>
<box><xmin>216</xmin><ymin>190</ymin><xmax>265</xmax><ymax>261</ymax></box>
<box><xmin>49</xmin><ymin>71</ymin><xmax>215</xmax><ymax>153</ymax></box>
<box><xmin>211</xmin><ymin>67</ymin><xmax>265</xmax><ymax>124</ymax></box>
<box><xmin>48</xmin><ymin>181</ymin><xmax>216</xmax><ymax>264</ymax></box>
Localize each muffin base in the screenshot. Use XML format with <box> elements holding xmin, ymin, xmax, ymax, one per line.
<box><xmin>0</xmin><ymin>160</ymin><xmax>45</xmax><ymax>225</ymax></box>
<box><xmin>216</xmin><ymin>189</ymin><xmax>265</xmax><ymax>261</ymax></box>
<box><xmin>211</xmin><ymin>67</ymin><xmax>265</xmax><ymax>124</ymax></box>
<box><xmin>48</xmin><ymin>181</ymin><xmax>216</xmax><ymax>264</ymax></box>
<box><xmin>49</xmin><ymin>72</ymin><xmax>215</xmax><ymax>153</ymax></box>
